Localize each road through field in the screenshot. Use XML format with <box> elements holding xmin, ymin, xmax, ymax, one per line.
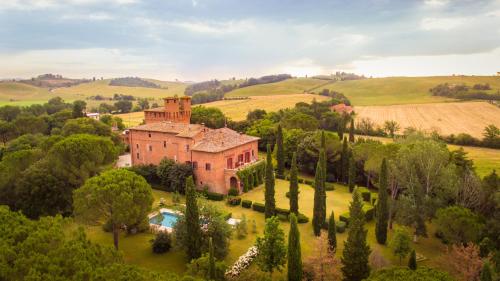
<box><xmin>355</xmin><ymin>101</ymin><xmax>500</xmax><ymax>138</ymax></box>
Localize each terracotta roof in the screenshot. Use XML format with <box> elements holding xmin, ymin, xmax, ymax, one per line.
<box><xmin>331</xmin><ymin>103</ymin><xmax>353</xmax><ymax>114</ymax></box>
<box><xmin>192</xmin><ymin>127</ymin><xmax>259</xmax><ymax>153</ymax></box>
<box><xmin>129</xmin><ymin>122</ymin><xmax>204</xmax><ymax>138</ymax></box>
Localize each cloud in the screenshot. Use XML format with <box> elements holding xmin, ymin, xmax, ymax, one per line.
<box><xmin>0</xmin><ymin>0</ymin><xmax>138</xmax><ymax>10</ymax></box>
<box><xmin>423</xmin><ymin>0</ymin><xmax>450</xmax><ymax>7</ymax></box>
<box><xmin>420</xmin><ymin>17</ymin><xmax>466</xmax><ymax>30</ymax></box>
<box><xmin>60</xmin><ymin>12</ymin><xmax>114</xmax><ymax>21</ymax></box>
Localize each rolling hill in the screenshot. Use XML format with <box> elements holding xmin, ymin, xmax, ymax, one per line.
<box><xmin>224</xmin><ymin>77</ymin><xmax>330</xmax><ymax>97</ymax></box>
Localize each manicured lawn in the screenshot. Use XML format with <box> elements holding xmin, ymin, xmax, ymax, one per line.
<box><xmin>78</xmin><ymin>180</ymin><xmax>447</xmax><ymax>277</ymax></box>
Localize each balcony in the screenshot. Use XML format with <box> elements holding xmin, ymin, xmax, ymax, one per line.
<box><xmin>224</xmin><ymin>158</ymin><xmax>262</xmax><ymax>172</ymax></box>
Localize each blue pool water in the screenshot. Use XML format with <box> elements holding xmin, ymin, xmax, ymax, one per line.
<box><xmin>150</xmin><ymin>212</ymin><xmax>179</xmax><ymax>228</ymax></box>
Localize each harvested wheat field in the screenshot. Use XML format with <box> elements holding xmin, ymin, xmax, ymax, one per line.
<box><xmin>204</xmin><ymin>94</ymin><xmax>329</xmax><ymax>121</ymax></box>
<box><xmin>355</xmin><ymin>101</ymin><xmax>500</xmax><ymax>138</ymax></box>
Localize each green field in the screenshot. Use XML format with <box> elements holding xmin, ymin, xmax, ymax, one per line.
<box><xmin>225</xmin><ymin>78</ymin><xmax>330</xmax><ymax>97</ymax></box>
<box><xmin>323</xmin><ymin>76</ymin><xmax>500</xmax><ymax>106</ymax></box>
<box><xmin>79</xmin><ymin>180</ymin><xmax>446</xmax><ymax>277</ymax></box>
<box><xmin>0</xmin><ymin>79</ymin><xmax>187</xmax><ymax>107</ymax></box>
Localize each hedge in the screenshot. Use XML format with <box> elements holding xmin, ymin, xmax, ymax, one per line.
<box><xmin>252</xmin><ymin>202</ymin><xmax>265</xmax><ymax>213</ymax></box>
<box><xmin>304</xmin><ymin>179</ymin><xmax>313</xmax><ymax>185</ymax></box>
<box><xmin>339</xmin><ymin>212</ymin><xmax>350</xmax><ymax>226</ymax></box>
<box><xmin>277</xmin><ymin>213</ymin><xmax>288</xmax><ymax>221</ymax></box>
<box><xmin>205</xmin><ymin>191</ymin><xmax>224</xmax><ymax>201</ymax></box>
<box><xmin>241</xmin><ymin>200</ymin><xmax>252</xmax><ymax>208</ymax></box>
<box><xmin>227</xmin><ymin>197</ymin><xmax>241</xmax><ymax>206</ymax></box>
<box><xmin>276</xmin><ymin>208</ymin><xmax>290</xmax><ymax>216</ymax></box>
<box><xmin>228</xmin><ymin>187</ymin><xmax>239</xmax><ymax>196</ymax></box>
<box><xmin>297</xmin><ymin>213</ymin><xmax>309</xmax><ymax>224</ymax></box>
<box><xmin>325</xmin><ymin>182</ymin><xmax>335</xmax><ymax>191</ymax></box>
<box><xmin>363</xmin><ymin>205</ymin><xmax>375</xmax><ymax>221</ymax></box>
<box><xmin>336</xmin><ymin>221</ymin><xmax>347</xmax><ymax>233</ymax></box>
<box><xmin>357</xmin><ymin>187</ymin><xmax>371</xmax><ymax>202</ymax></box>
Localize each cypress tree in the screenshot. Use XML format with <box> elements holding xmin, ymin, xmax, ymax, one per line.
<box><xmin>349</xmin><ymin>119</ymin><xmax>355</xmax><ymax>143</ymax></box>
<box><xmin>375</xmin><ymin>158</ymin><xmax>389</xmax><ymax>244</ymax></box>
<box><xmin>276</xmin><ymin>124</ymin><xmax>285</xmax><ymax>178</ymax></box>
<box><xmin>341</xmin><ymin>190</ymin><xmax>371</xmax><ymax>281</ymax></box>
<box><xmin>341</xmin><ymin>137</ymin><xmax>349</xmax><ymax>183</ymax></box>
<box><xmin>185</xmin><ymin>176</ymin><xmax>202</xmax><ymax>260</ymax></box>
<box><xmin>348</xmin><ymin>156</ymin><xmax>356</xmax><ymax>193</ymax></box>
<box><xmin>320</xmin><ymin>131</ymin><xmax>327</xmax><ymax>182</ymax></box>
<box><xmin>289</xmin><ymin>152</ymin><xmax>299</xmax><ymax>215</ymax></box>
<box><xmin>338</xmin><ymin>122</ymin><xmax>344</xmax><ymax>140</ymax></box>
<box><xmin>312</xmin><ymin>151</ymin><xmax>325</xmax><ymax>236</ymax></box>
<box><xmin>408</xmin><ymin>249</ymin><xmax>417</xmax><ymax>270</ymax></box>
<box><xmin>327</xmin><ymin>211</ymin><xmax>337</xmax><ymax>252</ymax></box>
<box><xmin>208</xmin><ymin>237</ymin><xmax>216</xmax><ymax>280</ymax></box>
<box><xmin>265</xmin><ymin>144</ymin><xmax>276</xmax><ymax>218</ymax></box>
<box><xmin>287</xmin><ymin>214</ymin><xmax>302</xmax><ymax>281</ymax></box>
<box><xmin>480</xmin><ymin>262</ymin><xmax>492</xmax><ymax>281</ymax></box>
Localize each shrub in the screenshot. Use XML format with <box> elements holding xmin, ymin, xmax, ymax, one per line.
<box><xmin>206</xmin><ymin>191</ymin><xmax>224</xmax><ymax>201</ymax></box>
<box><xmin>236</xmin><ymin>215</ymin><xmax>248</xmax><ymax>239</ymax></box>
<box><xmin>339</xmin><ymin>212</ymin><xmax>350</xmax><ymax>226</ymax></box>
<box><xmin>241</xmin><ymin>200</ymin><xmax>252</xmax><ymax>208</ymax></box>
<box><xmin>252</xmin><ymin>202</ymin><xmax>265</xmax><ymax>213</ymax></box>
<box><xmin>360</xmin><ymin>190</ymin><xmax>371</xmax><ymax>202</ymax></box>
<box><xmin>298</xmin><ymin>178</ymin><xmax>305</xmax><ymax>184</ymax></box>
<box><xmin>304</xmin><ymin>179</ymin><xmax>313</xmax><ymax>185</ymax></box>
<box><xmin>277</xmin><ymin>213</ymin><xmax>289</xmax><ymax>221</ymax></box>
<box><xmin>297</xmin><ymin>213</ymin><xmax>309</xmax><ymax>224</ymax></box>
<box><xmin>150</xmin><ymin>232</ymin><xmax>172</xmax><ymax>254</ymax></box>
<box><xmin>336</xmin><ymin>221</ymin><xmax>347</xmax><ymax>233</ymax></box>
<box><xmin>227</xmin><ymin>197</ymin><xmax>241</xmax><ymax>206</ymax></box>
<box><xmin>224</xmin><ymin>212</ymin><xmax>232</xmax><ymax>221</ymax></box>
<box><xmin>102</xmin><ymin>219</ymin><xmax>113</xmax><ymax>232</ymax></box>
<box><xmin>363</xmin><ymin>205</ymin><xmax>375</xmax><ymax>221</ymax></box>
<box><xmin>325</xmin><ymin>182</ymin><xmax>335</xmax><ymax>191</ymax></box>
<box><xmin>285</xmin><ymin>191</ymin><xmax>300</xmax><ymax>198</ymax></box>
<box><xmin>276</xmin><ymin>207</ymin><xmax>290</xmax><ymax>216</ymax></box>
<box><xmin>228</xmin><ymin>187</ymin><xmax>239</xmax><ymax>196</ymax></box>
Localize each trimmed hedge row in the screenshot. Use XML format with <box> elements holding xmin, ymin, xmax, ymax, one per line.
<box><xmin>252</xmin><ymin>202</ymin><xmax>265</xmax><ymax>213</ymax></box>
<box><xmin>241</xmin><ymin>200</ymin><xmax>252</xmax><ymax>208</ymax></box>
<box><xmin>205</xmin><ymin>191</ymin><xmax>224</xmax><ymax>201</ymax></box>
<box><xmin>336</xmin><ymin>221</ymin><xmax>346</xmax><ymax>233</ymax></box>
<box><xmin>227</xmin><ymin>197</ymin><xmax>241</xmax><ymax>206</ymax></box>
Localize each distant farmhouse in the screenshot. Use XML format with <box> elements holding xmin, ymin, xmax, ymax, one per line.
<box><xmin>125</xmin><ymin>97</ymin><xmax>260</xmax><ymax>194</ymax></box>
<box><xmin>331</xmin><ymin>103</ymin><xmax>354</xmax><ymax>115</ymax></box>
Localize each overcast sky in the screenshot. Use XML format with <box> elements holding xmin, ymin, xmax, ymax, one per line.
<box><xmin>1</xmin><ymin>0</ymin><xmax>500</xmax><ymax>81</ymax></box>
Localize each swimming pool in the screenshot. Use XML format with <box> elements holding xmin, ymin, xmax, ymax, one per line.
<box><xmin>149</xmin><ymin>210</ymin><xmax>179</xmax><ymax>228</ymax></box>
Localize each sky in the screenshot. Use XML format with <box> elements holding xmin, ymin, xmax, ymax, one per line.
<box><xmin>1</xmin><ymin>0</ymin><xmax>500</xmax><ymax>81</ymax></box>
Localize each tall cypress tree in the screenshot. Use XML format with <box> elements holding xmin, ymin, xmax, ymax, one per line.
<box><xmin>208</xmin><ymin>237</ymin><xmax>216</xmax><ymax>280</ymax></box>
<box><xmin>327</xmin><ymin>211</ymin><xmax>337</xmax><ymax>253</ymax></box>
<box><xmin>289</xmin><ymin>152</ymin><xmax>299</xmax><ymax>215</ymax></box>
<box><xmin>287</xmin><ymin>214</ymin><xmax>302</xmax><ymax>281</ymax></box>
<box><xmin>185</xmin><ymin>176</ymin><xmax>202</xmax><ymax>260</ymax></box>
<box><xmin>265</xmin><ymin>144</ymin><xmax>276</xmax><ymax>218</ymax></box>
<box><xmin>312</xmin><ymin>151</ymin><xmax>325</xmax><ymax>236</ymax></box>
<box><xmin>408</xmin><ymin>249</ymin><xmax>417</xmax><ymax>270</ymax></box>
<box><xmin>341</xmin><ymin>190</ymin><xmax>371</xmax><ymax>281</ymax></box>
<box><xmin>349</xmin><ymin>119</ymin><xmax>355</xmax><ymax>143</ymax></box>
<box><xmin>276</xmin><ymin>124</ymin><xmax>285</xmax><ymax>178</ymax></box>
<box><xmin>348</xmin><ymin>156</ymin><xmax>356</xmax><ymax>193</ymax></box>
<box><xmin>375</xmin><ymin>158</ymin><xmax>389</xmax><ymax>244</ymax></box>
<box><xmin>341</xmin><ymin>137</ymin><xmax>349</xmax><ymax>183</ymax></box>
<box><xmin>320</xmin><ymin>131</ymin><xmax>327</xmax><ymax>182</ymax></box>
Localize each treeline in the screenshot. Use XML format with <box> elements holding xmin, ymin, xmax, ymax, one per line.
<box><xmin>430</xmin><ymin>83</ymin><xmax>500</xmax><ymax>101</ymax></box>
<box><xmin>313</xmin><ymin>71</ymin><xmax>366</xmax><ymax>81</ymax></box>
<box><xmin>185</xmin><ymin>74</ymin><xmax>293</xmax><ymax>105</ymax></box>
<box><xmin>18</xmin><ymin>73</ymin><xmax>91</xmax><ymax>88</ymax></box>
<box><xmin>315</xmin><ymin>88</ymin><xmax>352</xmax><ymax>105</ymax></box>
<box><xmin>238</xmin><ymin>74</ymin><xmax>291</xmax><ymax>87</ymax></box>
<box><xmin>109</xmin><ymin>77</ymin><xmax>162</xmax><ymax>88</ymax></box>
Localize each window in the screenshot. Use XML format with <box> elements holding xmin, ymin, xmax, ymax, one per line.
<box><xmin>245</xmin><ymin>152</ymin><xmax>250</xmax><ymax>163</ymax></box>
<box><xmin>227</xmin><ymin>158</ymin><xmax>233</xmax><ymax>169</ymax></box>
<box><xmin>185</xmin><ymin>144</ymin><xmax>190</xmax><ymax>152</ymax></box>
<box><xmin>136</xmin><ymin>153</ymin><xmax>140</xmax><ymax>159</ymax></box>
<box><xmin>238</xmin><ymin>154</ymin><xmax>243</xmax><ymax>163</ymax></box>
<box><xmin>193</xmin><ymin>162</ymin><xmax>198</xmax><ymax>170</ymax></box>
<box><xmin>163</xmin><ymin>141</ymin><xmax>167</xmax><ymax>148</ymax></box>
<box><xmin>136</xmin><ymin>144</ymin><xmax>139</xmax><ymax>149</ymax></box>
<box><xmin>205</xmin><ymin>163</ymin><xmax>211</xmax><ymax>171</ymax></box>
<box><xmin>148</xmin><ymin>133</ymin><xmax>152</xmax><ymax>138</ymax></box>
<box><xmin>148</xmin><ymin>145</ymin><xmax>152</xmax><ymax>152</ymax></box>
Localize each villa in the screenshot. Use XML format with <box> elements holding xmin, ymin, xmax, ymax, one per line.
<box><xmin>126</xmin><ymin>96</ymin><xmax>260</xmax><ymax>194</ymax></box>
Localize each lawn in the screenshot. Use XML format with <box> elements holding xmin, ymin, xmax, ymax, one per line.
<box><xmin>79</xmin><ymin>179</ymin><xmax>447</xmax><ymax>277</ymax></box>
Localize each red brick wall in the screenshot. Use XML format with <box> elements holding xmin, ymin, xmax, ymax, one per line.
<box><xmin>129</xmin><ymin>128</ymin><xmax>259</xmax><ymax>194</ymax></box>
